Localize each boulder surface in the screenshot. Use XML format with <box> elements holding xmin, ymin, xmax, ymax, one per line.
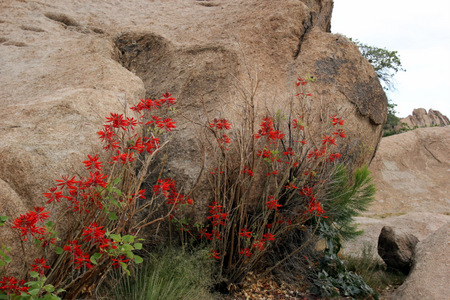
<box><xmin>390</xmin><ymin>222</ymin><xmax>450</xmax><ymax>300</ymax></box>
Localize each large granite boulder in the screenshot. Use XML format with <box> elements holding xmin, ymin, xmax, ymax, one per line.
<box><xmin>0</xmin><ymin>0</ymin><xmax>387</xmax><ymax>272</ymax></box>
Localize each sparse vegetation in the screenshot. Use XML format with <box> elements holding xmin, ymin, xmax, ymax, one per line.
<box><xmin>344</xmin><ymin>244</ymin><xmax>407</xmax><ymax>293</ymax></box>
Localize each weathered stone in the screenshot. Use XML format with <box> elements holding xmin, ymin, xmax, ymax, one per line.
<box><xmin>399</xmin><ymin>108</ymin><xmax>450</xmax><ymax>129</ymax></box>
<box><xmin>378</xmin><ymin>226</ymin><xmax>419</xmax><ymax>274</ymax></box>
<box><xmin>368</xmin><ymin>126</ymin><xmax>450</xmax><ymax>215</ymax></box>
<box><xmin>390</xmin><ymin>222</ymin><xmax>450</xmax><ymax>300</ymax></box>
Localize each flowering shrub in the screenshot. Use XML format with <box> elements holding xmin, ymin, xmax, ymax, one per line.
<box><xmin>0</xmin><ymin>93</ymin><xmax>192</xmax><ymax>299</ymax></box>
<box><xmin>172</xmin><ymin>75</ymin><xmax>363</xmax><ymax>286</ymax></box>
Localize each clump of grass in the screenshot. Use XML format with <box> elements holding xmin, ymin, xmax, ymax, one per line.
<box><xmin>343</xmin><ymin>244</ymin><xmax>407</xmax><ymax>292</ymax></box>
<box><xmin>100</xmin><ymin>247</ymin><xmax>217</xmax><ymax>300</ymax></box>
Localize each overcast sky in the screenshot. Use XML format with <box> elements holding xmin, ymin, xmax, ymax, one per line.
<box><xmin>331</xmin><ymin>0</ymin><xmax>450</xmax><ymax>118</ymax></box>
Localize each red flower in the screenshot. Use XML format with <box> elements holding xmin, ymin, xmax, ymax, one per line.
<box><xmin>210</xmin><ymin>250</ymin><xmax>220</xmax><ymax>260</ymax></box>
<box><xmin>331</xmin><ymin>115</ymin><xmax>344</xmax><ymax>126</ymax></box>
<box><xmin>322</xmin><ymin>135</ymin><xmax>336</xmax><ymax>146</ymax></box>
<box><xmin>238</xmin><ymin>228</ymin><xmax>252</xmax><ymax>239</ymax></box>
<box><xmin>296</xmin><ymin>78</ymin><xmax>307</xmax><ymax>86</ymax></box>
<box><xmin>156</xmin><ymin>118</ymin><xmax>177</xmax><ymax>132</ymax></box>
<box><xmin>56</xmin><ymin>175</ymin><xmax>78</xmax><ymax>190</ymax></box>
<box><xmin>0</xmin><ymin>276</ymin><xmax>29</xmax><ymax>295</ymax></box>
<box><xmin>82</xmin><ymin>222</ymin><xmax>106</xmax><ymax>244</ymax></box>
<box><xmin>130</xmin><ymin>98</ymin><xmax>160</xmax><ymax>112</ymax></box>
<box><xmin>241</xmin><ymin>166</ymin><xmax>254</xmax><ymax>176</ymax></box>
<box><xmin>262</xmin><ymin>233</ymin><xmax>275</xmax><ymax>241</ymax></box>
<box><xmin>252</xmin><ymin>240</ymin><xmax>265</xmax><ymax>251</ymax></box>
<box><xmin>106</xmin><ymin>113</ymin><xmax>130</xmax><ymax>130</ymax></box>
<box><xmin>159</xmin><ymin>93</ymin><xmax>176</xmax><ymax>107</ymax></box>
<box><xmin>111</xmin><ymin>255</ymin><xmax>130</xmax><ymax>269</ymax></box>
<box><xmin>254</xmin><ymin>117</ymin><xmax>284</xmax><ymax>142</ymax></box>
<box><xmin>266</xmin><ymin>170</ymin><xmax>279</xmax><ymax>176</ymax></box>
<box><xmin>111</xmin><ymin>150</ymin><xmax>135</xmax><ymax>164</ymax></box>
<box><xmin>209</xmin><ymin>118</ymin><xmax>231</xmax><ymax>130</ymax></box>
<box><xmin>239</xmin><ymin>248</ymin><xmax>252</xmax><ymax>257</ymax></box>
<box><xmin>266</xmin><ymin>196</ymin><xmax>282</xmax><ymax>210</ymax></box>
<box><xmin>84</xmin><ymin>171</ymin><xmax>108</xmax><ymax>188</ymax></box>
<box><xmin>83</xmin><ymin>154</ymin><xmax>103</xmax><ymax>171</ymax></box>
<box><xmin>30</xmin><ymin>258</ymin><xmax>50</xmax><ymax>275</ymax></box>
<box><xmin>11</xmin><ymin>207</ymin><xmax>49</xmax><ymax>241</ymax></box>
<box><xmin>333</xmin><ymin>129</ymin><xmax>346</xmax><ymax>138</ymax></box>
<box><xmin>43</xmin><ymin>187</ymin><xmax>64</xmax><ymax>203</ymax></box>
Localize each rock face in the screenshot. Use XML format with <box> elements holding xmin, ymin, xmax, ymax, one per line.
<box><xmin>0</xmin><ymin>0</ymin><xmax>386</xmax><ymax>271</ymax></box>
<box><xmin>377</xmin><ymin>226</ymin><xmax>419</xmax><ymax>274</ymax></box>
<box><xmin>368</xmin><ymin>126</ymin><xmax>450</xmax><ymax>215</ymax></box>
<box><xmin>399</xmin><ymin>108</ymin><xmax>450</xmax><ymax>129</ymax></box>
<box><xmin>390</xmin><ymin>222</ymin><xmax>450</xmax><ymax>300</ymax></box>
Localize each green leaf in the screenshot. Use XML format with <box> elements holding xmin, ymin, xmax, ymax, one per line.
<box><xmin>46</xmin><ymin>221</ymin><xmax>54</xmax><ymax>227</ymax></box>
<box><xmin>28</xmin><ymin>288</ymin><xmax>40</xmax><ymax>296</ymax></box>
<box><xmin>0</xmin><ymin>216</ymin><xmax>8</xmax><ymax>226</ymax></box>
<box><xmin>113</xmin><ymin>177</ymin><xmax>121</xmax><ymax>185</ymax></box>
<box><xmin>122</xmin><ymin>235</ymin><xmax>135</xmax><ymax>243</ymax></box>
<box><xmin>44</xmin><ymin>285</ymin><xmax>55</xmax><ymax>293</ymax></box>
<box><xmin>0</xmin><ymin>292</ymin><xmax>8</xmax><ymax>299</ymax></box>
<box><xmin>134</xmin><ymin>255</ymin><xmax>143</xmax><ymax>264</ymax></box>
<box><xmin>122</xmin><ymin>244</ymin><xmax>134</xmax><ymax>251</ymax></box>
<box><xmin>90</xmin><ymin>253</ymin><xmax>102</xmax><ymax>265</ymax></box>
<box><xmin>108</xmin><ymin>212</ymin><xmax>118</xmax><ymax>221</ymax></box>
<box><xmin>125</xmin><ymin>251</ymin><xmax>134</xmax><ymax>259</ymax></box>
<box><xmin>109</xmin><ymin>234</ymin><xmax>121</xmax><ymax>242</ymax></box>
<box><xmin>55</xmin><ymin>247</ymin><xmax>64</xmax><ymax>255</ymax></box>
<box><xmin>0</xmin><ymin>261</ymin><xmax>5</xmax><ymax>267</ymax></box>
<box><xmin>133</xmin><ymin>243</ymin><xmax>142</xmax><ymax>250</ymax></box>
<box><xmin>29</xmin><ymin>271</ymin><xmax>40</xmax><ymax>278</ymax></box>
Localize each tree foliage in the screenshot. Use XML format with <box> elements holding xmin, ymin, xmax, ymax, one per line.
<box><xmin>351</xmin><ymin>39</ymin><xmax>405</xmax><ymax>91</ymax></box>
<box><xmin>351</xmin><ymin>39</ymin><xmax>405</xmax><ymax>135</ymax></box>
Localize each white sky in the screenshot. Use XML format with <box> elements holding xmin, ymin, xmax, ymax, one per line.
<box><xmin>331</xmin><ymin>0</ymin><xmax>450</xmax><ymax>118</ymax></box>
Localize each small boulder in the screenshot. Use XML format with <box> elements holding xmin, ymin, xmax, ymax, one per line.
<box><xmin>377</xmin><ymin>226</ymin><xmax>419</xmax><ymax>274</ymax></box>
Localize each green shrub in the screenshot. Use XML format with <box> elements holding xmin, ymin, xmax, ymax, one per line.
<box><xmin>344</xmin><ymin>245</ymin><xmax>407</xmax><ymax>292</ymax></box>
<box><xmin>101</xmin><ymin>247</ymin><xmax>216</xmax><ymax>300</ymax></box>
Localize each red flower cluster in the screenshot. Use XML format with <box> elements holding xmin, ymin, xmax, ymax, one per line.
<box><xmin>266</xmin><ymin>196</ymin><xmax>282</xmax><ymax>210</ymax></box>
<box><xmin>153</xmin><ymin>178</ymin><xmax>193</xmax><ymax>208</ymax></box>
<box><xmin>0</xmin><ymin>276</ymin><xmax>29</xmax><ymax>296</ymax></box>
<box><xmin>331</xmin><ymin>115</ymin><xmax>344</xmax><ymax>126</ymax></box>
<box><xmin>210</xmin><ymin>250</ymin><xmax>220</xmax><ymax>260</ymax></box>
<box><xmin>241</xmin><ymin>166</ymin><xmax>254</xmax><ymax>176</ymax></box>
<box><xmin>30</xmin><ymin>258</ymin><xmax>50</xmax><ymax>275</ymax></box>
<box><xmin>238</xmin><ymin>228</ymin><xmax>252</xmax><ymax>238</ymax></box>
<box><xmin>111</xmin><ymin>255</ymin><xmax>130</xmax><ymax>269</ymax></box>
<box><xmin>239</xmin><ymin>248</ymin><xmax>252</xmax><ymax>257</ymax></box>
<box><xmin>48</xmin><ymin>172</ymin><xmax>107</xmax><ymax>213</ymax></box>
<box><xmin>63</xmin><ymin>240</ymin><xmax>93</xmax><ymax>270</ymax></box>
<box><xmin>130</xmin><ymin>93</ymin><xmax>176</xmax><ymax>113</ymax></box>
<box><xmin>145</xmin><ymin>116</ymin><xmax>177</xmax><ymax>132</ymax></box>
<box><xmin>11</xmin><ymin>207</ymin><xmax>49</xmax><ymax>241</ymax></box>
<box><xmin>254</xmin><ymin>117</ymin><xmax>284</xmax><ymax>142</ymax></box>
<box><xmin>209</xmin><ymin>118</ymin><xmax>231</xmax><ymax>130</ymax></box>
<box><xmin>300</xmin><ymin>187</ymin><xmax>326</xmax><ymax>217</ymax></box>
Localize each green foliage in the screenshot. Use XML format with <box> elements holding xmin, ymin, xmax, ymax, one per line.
<box><xmin>352</xmin><ymin>39</ymin><xmax>406</xmax><ymax>135</ymax></box>
<box><xmin>311</xmin><ymin>166</ymin><xmax>378</xmax><ymax>299</ymax></box>
<box><xmin>102</xmin><ymin>247</ymin><xmax>216</xmax><ymax>300</ymax></box>
<box><xmin>322</xmin><ymin>165</ymin><xmax>376</xmax><ymax>245</ymax></box>
<box><xmin>344</xmin><ymin>245</ymin><xmax>407</xmax><ymax>292</ymax></box>
<box><xmin>351</xmin><ymin>39</ymin><xmax>405</xmax><ymax>91</ymax></box>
